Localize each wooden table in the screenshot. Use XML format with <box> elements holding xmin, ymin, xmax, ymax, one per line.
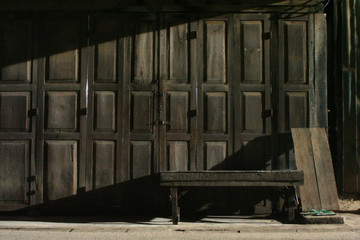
<box><xmin>160</xmin><ymin>170</ymin><xmax>304</xmax><ymax>224</ymax></box>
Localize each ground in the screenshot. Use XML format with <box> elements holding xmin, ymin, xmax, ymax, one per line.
<box><xmin>0</xmin><ymin>196</ymin><xmax>359</xmax><ymax>240</ymax></box>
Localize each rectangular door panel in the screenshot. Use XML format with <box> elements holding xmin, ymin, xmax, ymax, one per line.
<box><xmin>169</xmin><ymin>23</ymin><xmax>188</xmax><ymax>83</ymax></box>
<box><xmin>133</xmin><ymin>22</ymin><xmax>154</xmax><ymax>83</ymax></box>
<box><xmin>0</xmin><ymin>141</ymin><xmax>28</xmax><ymax>202</ymax></box>
<box><xmin>242</xmin><ymin>92</ymin><xmax>264</xmax><ymax>133</ymax></box>
<box><xmin>95</xmin><ymin>40</ymin><xmax>117</xmax><ymax>82</ymax></box>
<box><xmin>131</xmin><ymin>91</ymin><xmax>154</xmax><ymax>133</ymax></box>
<box><xmin>284</xmin><ymin>21</ymin><xmax>307</xmax><ymax>84</ymax></box>
<box><xmin>286</xmin><ymin>92</ymin><xmax>308</xmax><ymax>129</ymax></box>
<box><xmin>131</xmin><ymin>141</ymin><xmax>152</xmax><ymax>179</ymax></box>
<box><xmin>94</xmin><ymin>141</ymin><xmax>115</xmax><ymax>188</ymax></box>
<box><xmin>204</xmin><ymin>92</ymin><xmax>227</xmax><ymax>134</ymax></box>
<box><xmin>45</xmin><ymin>140</ymin><xmax>77</xmax><ymax>201</ymax></box>
<box><xmin>94</xmin><ymin>91</ymin><xmax>116</xmax><ymax>132</ymax></box>
<box><xmin>166</xmin><ymin>91</ymin><xmax>189</xmax><ymax>133</ymax></box>
<box><xmin>167</xmin><ymin>141</ymin><xmax>188</xmax><ymax>171</ymax></box>
<box><xmin>0</xmin><ymin>92</ymin><xmax>30</xmax><ymax>132</ymax></box>
<box><xmin>205</xmin><ymin>20</ymin><xmax>226</xmax><ymax>83</ymax></box>
<box><xmin>45</xmin><ymin>91</ymin><xmax>78</xmax><ymax>132</ymax></box>
<box><xmin>0</xmin><ymin>20</ymin><xmax>32</xmax><ymax>83</ymax></box>
<box><xmin>241</xmin><ymin>21</ymin><xmax>263</xmax><ymax>83</ymax></box>
<box><xmin>205</xmin><ymin>142</ymin><xmax>227</xmax><ymax>170</ymax></box>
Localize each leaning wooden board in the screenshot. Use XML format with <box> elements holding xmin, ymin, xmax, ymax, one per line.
<box><xmin>291</xmin><ymin>128</ymin><xmax>339</xmax><ymax>211</ymax></box>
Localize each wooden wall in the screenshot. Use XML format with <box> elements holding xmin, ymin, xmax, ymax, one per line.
<box><xmin>0</xmin><ymin>12</ymin><xmax>328</xmax><ymax>211</ymax></box>
<box><xmin>331</xmin><ymin>0</ymin><xmax>360</xmax><ymax>193</ymax></box>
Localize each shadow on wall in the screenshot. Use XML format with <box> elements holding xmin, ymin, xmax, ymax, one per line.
<box><xmin>0</xmin><ymin>8</ymin><xmax>299</xmax><ymax>217</ymax></box>
<box><xmin>2</xmin><ymin>133</ymin><xmax>295</xmax><ymax>218</ymax></box>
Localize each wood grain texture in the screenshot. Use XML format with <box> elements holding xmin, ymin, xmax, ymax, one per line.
<box><xmin>310</xmin><ymin>128</ymin><xmax>339</xmax><ymax>210</ymax></box>
<box><xmin>291</xmin><ymin>128</ymin><xmax>321</xmax><ymax>210</ymax></box>
<box><xmin>160</xmin><ymin>170</ymin><xmax>304</xmax><ymax>186</ymax></box>
<box><xmin>292</xmin><ymin>128</ymin><xmax>339</xmax><ymax>211</ymax></box>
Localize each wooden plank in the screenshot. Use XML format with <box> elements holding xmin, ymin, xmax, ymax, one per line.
<box><xmin>160</xmin><ymin>170</ymin><xmax>303</xmax><ymax>182</ymax></box>
<box><xmin>291</xmin><ymin>128</ymin><xmax>321</xmax><ymax>211</ymax></box>
<box><xmin>310</xmin><ymin>128</ymin><xmax>339</xmax><ymax>210</ymax></box>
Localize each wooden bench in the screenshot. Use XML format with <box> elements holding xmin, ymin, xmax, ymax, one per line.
<box><xmin>160</xmin><ymin>170</ymin><xmax>304</xmax><ymax>224</ymax></box>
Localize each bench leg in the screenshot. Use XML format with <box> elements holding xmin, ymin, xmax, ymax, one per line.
<box><xmin>286</xmin><ymin>187</ymin><xmax>296</xmax><ymax>222</ymax></box>
<box><xmin>170</xmin><ymin>187</ymin><xmax>180</xmax><ymax>225</ymax></box>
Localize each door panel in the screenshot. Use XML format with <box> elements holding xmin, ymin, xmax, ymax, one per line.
<box><xmin>45</xmin><ymin>140</ymin><xmax>77</xmax><ymax>201</ymax></box>
<box><xmin>233</xmin><ymin>14</ymin><xmax>272</xmax><ymax>170</ymax></box>
<box><xmin>37</xmin><ymin>16</ymin><xmax>87</xmax><ymax>201</ymax></box>
<box><xmin>0</xmin><ymin>141</ymin><xmax>28</xmax><ymax>202</ymax></box>
<box><xmin>122</xmin><ymin>14</ymin><xmax>158</xmax><ymax>179</ymax></box>
<box><xmin>196</xmin><ymin>16</ymin><xmax>233</xmax><ymax>170</ymax></box>
<box><xmin>87</xmin><ymin>15</ymin><xmax>122</xmax><ymax>189</ymax></box>
<box><xmin>0</xmin><ymin>92</ymin><xmax>30</xmax><ymax>132</ymax></box>
<box><xmin>277</xmin><ymin>15</ymin><xmax>314</xmax><ymax>169</ymax></box>
<box><xmin>0</xmin><ymin>19</ymin><xmax>35</xmax><ymax>209</ymax></box>
<box><xmin>159</xmin><ymin>14</ymin><xmax>193</xmax><ymax>171</ymax></box>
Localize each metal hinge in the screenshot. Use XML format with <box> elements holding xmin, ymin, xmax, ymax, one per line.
<box><xmin>262</xmin><ymin>32</ymin><xmax>272</xmax><ymax>40</ymax></box>
<box><xmin>79</xmin><ymin>108</ymin><xmax>87</xmax><ymax>116</ymax></box>
<box><xmin>156</xmin><ymin>92</ymin><xmax>165</xmax><ymax>97</ymax></box>
<box><xmin>158</xmin><ymin>120</ymin><xmax>172</xmax><ymax>126</ymax></box>
<box><xmin>28</xmin><ymin>108</ymin><xmax>38</xmax><ymax>117</ymax></box>
<box><xmin>27</xmin><ymin>176</ymin><xmax>36</xmax><ymax>182</ymax></box>
<box><xmin>187</xmin><ymin>31</ymin><xmax>197</xmax><ymax>40</ymax></box>
<box><xmin>26</xmin><ymin>190</ymin><xmax>36</xmax><ymax>196</ymax></box>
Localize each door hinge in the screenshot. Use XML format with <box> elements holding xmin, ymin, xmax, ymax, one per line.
<box><xmin>28</xmin><ymin>108</ymin><xmax>38</xmax><ymax>117</ymax></box>
<box><xmin>156</xmin><ymin>92</ymin><xmax>165</xmax><ymax>97</ymax></box>
<box><xmin>27</xmin><ymin>176</ymin><xmax>36</xmax><ymax>182</ymax></box>
<box><xmin>79</xmin><ymin>108</ymin><xmax>87</xmax><ymax>116</ymax></box>
<box><xmin>262</xmin><ymin>32</ymin><xmax>272</xmax><ymax>40</ymax></box>
<box><xmin>158</xmin><ymin>120</ymin><xmax>172</xmax><ymax>126</ymax></box>
<box><xmin>187</xmin><ymin>31</ymin><xmax>197</xmax><ymax>40</ymax></box>
<box><xmin>26</xmin><ymin>190</ymin><xmax>36</xmax><ymax>196</ymax></box>
<box><xmin>262</xmin><ymin>109</ymin><xmax>273</xmax><ymax>118</ymax></box>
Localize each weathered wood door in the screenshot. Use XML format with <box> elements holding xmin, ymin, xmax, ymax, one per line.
<box><xmin>36</xmin><ymin>16</ymin><xmax>88</xmax><ymax>202</ymax></box>
<box><xmin>121</xmin><ymin>14</ymin><xmax>159</xmax><ymax>180</ymax></box>
<box><xmin>158</xmin><ymin>14</ymin><xmax>272</xmax><ymax>171</ymax></box>
<box><xmin>0</xmin><ymin>18</ymin><xmax>35</xmax><ymax>209</ymax></box>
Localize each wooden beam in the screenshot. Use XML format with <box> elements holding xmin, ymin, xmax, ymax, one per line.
<box><xmin>160</xmin><ymin>170</ymin><xmax>304</xmax><ymax>187</ymax></box>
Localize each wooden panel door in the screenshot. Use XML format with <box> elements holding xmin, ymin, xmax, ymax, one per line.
<box><xmin>195</xmin><ymin>15</ymin><xmax>234</xmax><ymax>170</ymax></box>
<box><xmin>159</xmin><ymin>14</ymin><xmax>195</xmax><ymax>171</ymax></box>
<box><xmin>122</xmin><ymin>14</ymin><xmax>159</xmax><ymax>180</ymax></box>
<box><xmin>277</xmin><ymin>15</ymin><xmax>314</xmax><ymax>169</ymax></box>
<box><xmin>87</xmin><ymin>14</ymin><xmax>123</xmax><ymax>190</ymax></box>
<box><xmin>37</xmin><ymin>16</ymin><xmax>87</xmax><ymax>202</ymax></box>
<box><xmin>233</xmin><ymin>14</ymin><xmax>272</xmax><ymax>170</ymax></box>
<box><xmin>0</xmin><ymin>18</ymin><xmax>36</xmax><ymax>209</ymax></box>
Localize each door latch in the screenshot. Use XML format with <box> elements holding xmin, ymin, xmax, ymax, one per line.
<box><xmin>158</xmin><ymin>120</ymin><xmax>172</xmax><ymax>126</ymax></box>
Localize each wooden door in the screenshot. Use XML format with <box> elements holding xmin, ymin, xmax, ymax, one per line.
<box><xmin>36</xmin><ymin>16</ymin><xmax>88</xmax><ymax>202</ymax></box>
<box><xmin>159</xmin><ymin>14</ymin><xmax>272</xmax><ymax>171</ymax></box>
<box><xmin>122</xmin><ymin>14</ymin><xmax>159</xmax><ymax>180</ymax></box>
<box><xmin>87</xmin><ymin>14</ymin><xmax>123</xmax><ymax>190</ymax></box>
<box><xmin>195</xmin><ymin>15</ymin><xmax>235</xmax><ymax>170</ymax></box>
<box><xmin>233</xmin><ymin>14</ymin><xmax>272</xmax><ymax>170</ymax></box>
<box><xmin>0</xmin><ymin>18</ymin><xmax>36</xmax><ymax>210</ymax></box>
<box><xmin>158</xmin><ymin>14</ymin><xmax>196</xmax><ymax>171</ymax></box>
<box><xmin>276</xmin><ymin>15</ymin><xmax>315</xmax><ymax>169</ymax></box>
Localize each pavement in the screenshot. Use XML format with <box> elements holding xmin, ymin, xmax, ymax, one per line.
<box><xmin>0</xmin><ymin>213</ymin><xmax>359</xmax><ymax>239</ymax></box>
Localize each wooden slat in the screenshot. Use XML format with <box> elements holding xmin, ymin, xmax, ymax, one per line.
<box><xmin>291</xmin><ymin>128</ymin><xmax>321</xmax><ymax>210</ymax></box>
<box><xmin>160</xmin><ymin>170</ymin><xmax>304</xmax><ymax>187</ymax></box>
<box><xmin>310</xmin><ymin>128</ymin><xmax>339</xmax><ymax>210</ymax></box>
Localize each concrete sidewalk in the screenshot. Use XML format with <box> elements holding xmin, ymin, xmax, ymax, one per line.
<box><xmin>0</xmin><ymin>213</ymin><xmax>359</xmax><ymax>239</ymax></box>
